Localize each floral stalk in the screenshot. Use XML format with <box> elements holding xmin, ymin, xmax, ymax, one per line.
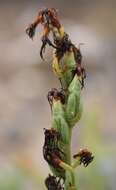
<box><xmin>26</xmin><ymin>8</ymin><xmax>94</xmax><ymax>190</ymax></box>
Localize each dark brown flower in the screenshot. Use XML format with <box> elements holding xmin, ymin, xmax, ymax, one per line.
<box><xmin>45</xmin><ymin>174</ymin><xmax>64</xmax><ymax>190</ymax></box>
<box><xmin>73</xmin><ymin>149</ymin><xmax>94</xmax><ymax>167</ymax></box>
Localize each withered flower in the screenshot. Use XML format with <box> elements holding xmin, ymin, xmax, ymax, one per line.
<box><xmin>45</xmin><ymin>174</ymin><xmax>64</xmax><ymax>190</ymax></box>
<box><xmin>73</xmin><ymin>149</ymin><xmax>94</xmax><ymax>167</ymax></box>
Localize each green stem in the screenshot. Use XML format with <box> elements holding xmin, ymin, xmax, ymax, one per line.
<box><xmin>64</xmin><ymin>129</ymin><xmax>77</xmax><ymax>190</ymax></box>
<box><xmin>66</xmin><ymin>128</ymin><xmax>72</xmax><ymax>164</ymax></box>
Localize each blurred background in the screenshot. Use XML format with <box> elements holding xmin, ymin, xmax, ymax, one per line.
<box><xmin>0</xmin><ymin>0</ymin><xmax>116</xmax><ymax>189</ymax></box>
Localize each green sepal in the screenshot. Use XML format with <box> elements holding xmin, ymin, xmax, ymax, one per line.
<box><xmin>52</xmin><ymin>110</ymin><xmax>70</xmax><ymax>144</ymax></box>
<box><xmin>62</xmin><ymin>51</ymin><xmax>76</xmax><ymax>70</ymax></box>
<box><xmin>66</xmin><ymin>75</ymin><xmax>83</xmax><ymax>127</ymax></box>
<box><xmin>59</xmin><ymin>51</ymin><xmax>76</xmax><ymax>89</ymax></box>
<box><xmin>68</xmin><ymin>75</ymin><xmax>81</xmax><ymax>93</ymax></box>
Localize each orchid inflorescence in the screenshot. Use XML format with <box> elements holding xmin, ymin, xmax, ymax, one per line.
<box><xmin>26</xmin><ymin>8</ymin><xmax>94</xmax><ymax>190</ymax></box>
